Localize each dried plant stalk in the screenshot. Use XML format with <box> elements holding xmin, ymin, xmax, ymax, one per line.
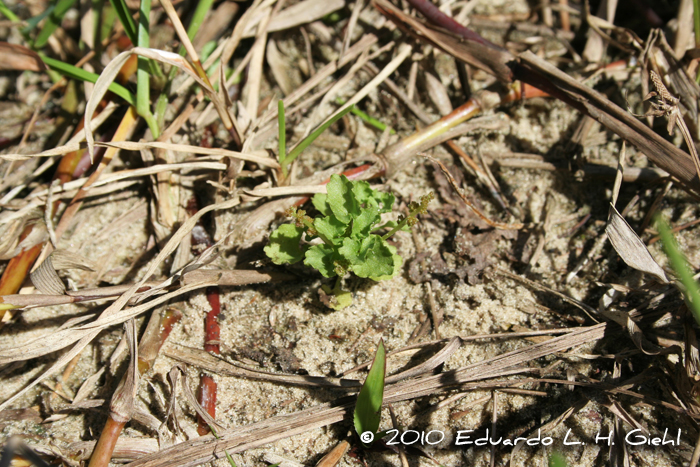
<box><xmin>88</xmin><ymin>308</ymin><xmax>181</xmax><ymax>467</ymax></box>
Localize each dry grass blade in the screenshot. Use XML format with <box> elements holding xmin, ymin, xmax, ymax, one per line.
<box><xmin>515</xmin><ymin>52</ymin><xmax>700</xmax><ymax>192</ymax></box>
<box><xmin>1</xmin><ymin>102</ymin><xmax>119</xmax><ymax>161</ymax></box>
<box><xmin>315</xmin><ymin>440</ymin><xmax>350</xmax><ymax>467</ymax></box>
<box><xmin>606</xmin><ymin>205</ymin><xmax>669</xmax><ymax>284</ymax></box>
<box><xmin>257</xmin><ymin>34</ymin><xmax>377</xmax><ymax>128</ymax></box>
<box><xmin>0</xmin><ymin>281</ymin><xmax>211</xmax><ymax>366</ymax></box>
<box><xmin>169</xmin><ymin>365</ymin><xmax>226</xmax><ymax>433</ymax></box>
<box><xmin>125</xmin><ymin>325</ymin><xmax>608</xmax><ymax>467</ymax></box>
<box><xmin>85</xmin><ymin>48</ymin><xmax>216</xmax><ymax>158</ymax></box>
<box><xmin>0</xmin><ymin>197</ymin><xmax>239</xmax><ymax>410</ymax></box>
<box><xmin>97</xmin><ymin>141</ymin><xmax>279</xmax><ymax>167</ymax></box>
<box><xmin>495</xmin><ymin>268</ymin><xmax>599</xmax><ymax>320</ymax></box>
<box><xmin>373</xmin><ymin>0</ymin><xmax>513</xmax><ymax>83</ymax></box>
<box><xmin>165</xmin><ymin>345</ymin><xmax>362</xmax><ymax>389</ymax></box>
<box><xmin>300</xmin><ymin>43</ymin><xmax>411</xmax><ymax>141</ymax></box>
<box><xmin>243</xmin><ymin>185</ymin><xmax>327</xmax><ymax>197</ymax></box>
<box><xmin>30</xmin><ymin>254</ymin><xmax>66</xmax><ymax>295</ymax></box>
<box><xmin>243</xmin><ymin>0</ymin><xmax>345</xmax><ymax>38</ymax></box>
<box><xmin>0</xmin><ymin>42</ymin><xmax>47</xmax><ymax>71</ymax></box>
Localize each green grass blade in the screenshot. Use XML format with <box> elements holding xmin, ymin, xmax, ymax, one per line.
<box><xmin>34</xmin><ymin>0</ymin><xmax>78</xmax><ymax>49</ymax></box>
<box><xmin>185</xmin><ymin>0</ymin><xmax>214</xmax><ymax>44</ymax></box>
<box><xmin>209</xmin><ymin>426</ymin><xmax>237</xmax><ymax>467</ymax></box>
<box><xmin>41</xmin><ymin>55</ymin><xmax>136</xmax><ymax>106</ymax></box>
<box><xmin>109</xmin><ymin>0</ymin><xmax>137</xmax><ymax>45</ymax></box>
<box><xmin>278</xmin><ymin>100</ymin><xmax>287</xmax><ymax>176</ymax></box>
<box><xmin>0</xmin><ymin>0</ymin><xmax>20</xmax><ymax>22</ymax></box>
<box><xmin>336</xmin><ymin>98</ymin><xmax>393</xmax><ymax>134</ymax></box>
<box><xmin>23</xmin><ymin>6</ymin><xmax>54</xmax><ymax>33</ymax></box>
<box><xmin>656</xmin><ymin>215</ymin><xmax>700</xmax><ymax>325</ymax></box>
<box><xmin>285</xmin><ymin>105</ymin><xmax>354</xmax><ymax>168</ymax></box>
<box><xmin>354</xmin><ymin>339</ymin><xmax>385</xmax><ymax>446</ymax></box>
<box><xmin>136</xmin><ymin>0</ymin><xmax>159</xmax><ymax>137</ymax></box>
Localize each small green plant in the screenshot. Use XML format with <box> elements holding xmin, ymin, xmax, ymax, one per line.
<box><xmin>264</xmin><ymin>174</ymin><xmax>433</xmax><ymax>309</ymax></box>
<box><xmin>354</xmin><ymin>339</ymin><xmax>386</xmax><ymax>447</ymax></box>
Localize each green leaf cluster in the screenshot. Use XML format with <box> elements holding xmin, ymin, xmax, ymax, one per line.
<box><xmin>264</xmin><ymin>174</ymin><xmax>405</xmax><ymax>309</ymax></box>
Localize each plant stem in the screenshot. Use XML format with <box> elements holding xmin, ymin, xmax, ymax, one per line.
<box><xmin>184</xmin><ymin>0</ymin><xmax>215</xmax><ymax>46</ymax></box>
<box><xmin>109</xmin><ymin>0</ymin><xmax>138</xmax><ymax>45</ymax></box>
<box><xmin>88</xmin><ymin>416</ymin><xmax>124</xmax><ymax>467</ymax></box>
<box><xmin>186</xmin><ymin>197</ymin><xmax>223</xmax><ymax>436</ymax></box>
<box><xmin>88</xmin><ymin>308</ymin><xmax>181</xmax><ymax>467</ymax></box>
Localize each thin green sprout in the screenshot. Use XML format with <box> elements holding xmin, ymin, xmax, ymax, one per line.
<box><xmin>23</xmin><ymin>7</ymin><xmax>54</xmax><ymax>33</ymax></box>
<box><xmin>336</xmin><ymin>98</ymin><xmax>394</xmax><ymax>134</ymax></box>
<box><xmin>136</xmin><ymin>0</ymin><xmax>159</xmax><ymax>138</ymax></box>
<box><xmin>0</xmin><ymin>0</ymin><xmax>21</xmax><ymax>23</ymax></box>
<box><xmin>185</xmin><ymin>0</ymin><xmax>214</xmax><ymax>45</ymax></box>
<box><xmin>109</xmin><ymin>0</ymin><xmax>137</xmax><ymax>45</ymax></box>
<box><xmin>656</xmin><ymin>215</ymin><xmax>700</xmax><ymax>326</ymax></box>
<box><xmin>283</xmin><ymin>105</ymin><xmax>355</xmax><ymax>170</ymax></box>
<box><xmin>278</xmin><ymin>100</ymin><xmax>287</xmax><ymax>176</ymax></box>
<box><xmin>33</xmin><ymin>0</ymin><xmax>77</xmax><ymax>48</ymax></box>
<box><xmin>209</xmin><ymin>426</ymin><xmax>237</xmax><ymax>467</ymax></box>
<box><xmin>41</xmin><ymin>55</ymin><xmax>136</xmax><ymax>106</ymax></box>
<box><xmin>354</xmin><ymin>339</ymin><xmax>386</xmax><ymax>446</ymax></box>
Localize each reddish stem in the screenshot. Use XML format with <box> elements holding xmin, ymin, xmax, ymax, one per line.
<box><xmin>88</xmin><ymin>417</ymin><xmax>125</xmax><ymax>467</ymax></box>
<box><xmin>88</xmin><ymin>308</ymin><xmax>181</xmax><ymax>467</ymax></box>
<box><xmin>197</xmin><ymin>375</ymin><xmax>217</xmax><ymax>436</ymax></box>
<box><xmin>204</xmin><ymin>287</ymin><xmax>221</xmax><ymax>354</ymax></box>
<box><xmin>403</xmin><ymin>0</ymin><xmax>498</xmax><ymax>48</ymax></box>
<box><xmin>188</xmin><ymin>196</ymin><xmax>223</xmax><ymax>435</ymax></box>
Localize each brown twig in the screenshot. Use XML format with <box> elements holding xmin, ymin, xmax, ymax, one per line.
<box><xmin>88</xmin><ymin>307</ymin><xmax>182</xmax><ymax>467</ymax></box>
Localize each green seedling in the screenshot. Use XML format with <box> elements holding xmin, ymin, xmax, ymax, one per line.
<box><xmin>354</xmin><ymin>339</ymin><xmax>386</xmax><ymax>447</ymax></box>
<box><xmin>265</xmin><ymin>174</ymin><xmax>433</xmax><ymax>309</ymax></box>
<box><xmin>656</xmin><ymin>215</ymin><xmax>700</xmax><ymax>326</ymax></box>
<box><xmin>277</xmin><ymin>100</ymin><xmax>355</xmax><ymax>178</ymax></box>
<box><xmin>336</xmin><ymin>98</ymin><xmax>394</xmax><ymax>134</ymax></box>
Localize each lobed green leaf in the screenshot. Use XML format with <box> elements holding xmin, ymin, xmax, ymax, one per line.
<box><xmin>314</xmin><ymin>215</ymin><xmax>347</xmax><ymax>246</ymax></box>
<box><xmin>264</xmin><ymin>224</ymin><xmax>305</xmax><ymax>265</ymax></box>
<box><xmin>351</xmin><ymin>204</ymin><xmax>380</xmax><ymax>238</ymax></box>
<box><xmin>350</xmin><ymin>235</ymin><xmax>397</xmax><ymax>279</ymax></box>
<box><xmin>311</xmin><ymin>193</ymin><xmax>332</xmax><ymax>217</ymax></box>
<box><xmin>304</xmin><ymin>244</ymin><xmax>339</xmax><ymax>278</ymax></box>
<box><xmin>326</xmin><ymin>174</ymin><xmax>358</xmax><ymax>224</ymax></box>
